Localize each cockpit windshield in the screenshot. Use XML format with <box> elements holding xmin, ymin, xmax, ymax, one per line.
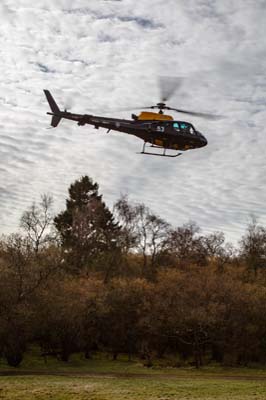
<box><xmin>173</xmin><ymin>121</ymin><xmax>196</xmax><ymax>135</ymax></box>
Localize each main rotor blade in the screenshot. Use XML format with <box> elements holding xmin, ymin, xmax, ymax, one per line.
<box><xmin>159</xmin><ymin>76</ymin><xmax>184</xmax><ymax>102</ymax></box>
<box><xmin>110</xmin><ymin>106</ymin><xmax>155</xmax><ymax>112</ymax></box>
<box><xmin>168</xmin><ymin>107</ymin><xmax>222</xmax><ymax>120</ymax></box>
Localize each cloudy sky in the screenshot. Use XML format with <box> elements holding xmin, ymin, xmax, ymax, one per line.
<box><xmin>0</xmin><ymin>0</ymin><xmax>266</xmax><ymax>244</ymax></box>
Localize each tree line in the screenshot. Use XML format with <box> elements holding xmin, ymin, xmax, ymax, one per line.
<box><xmin>0</xmin><ymin>175</ymin><xmax>266</xmax><ymax>368</ymax></box>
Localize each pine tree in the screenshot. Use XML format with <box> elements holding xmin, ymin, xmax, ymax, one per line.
<box><xmin>54</xmin><ymin>176</ymin><xmax>120</xmax><ymax>273</ymax></box>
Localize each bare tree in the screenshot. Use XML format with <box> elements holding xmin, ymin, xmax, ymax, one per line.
<box><xmin>115</xmin><ymin>196</ymin><xmax>170</xmax><ymax>277</ymax></box>
<box><xmin>165</xmin><ymin>222</ymin><xmax>202</xmax><ymax>267</ymax></box>
<box><xmin>20</xmin><ymin>194</ymin><xmax>54</xmax><ymax>254</ymax></box>
<box><xmin>240</xmin><ymin>217</ymin><xmax>266</xmax><ymax>273</ymax></box>
<box><xmin>114</xmin><ymin>195</ymin><xmax>139</xmax><ymax>254</ymax></box>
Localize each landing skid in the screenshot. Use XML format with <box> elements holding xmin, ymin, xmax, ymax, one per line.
<box><xmin>137</xmin><ymin>142</ymin><xmax>182</xmax><ymax>158</ymax></box>
<box><xmin>138</xmin><ymin>151</ymin><xmax>182</xmax><ymax>158</ymax></box>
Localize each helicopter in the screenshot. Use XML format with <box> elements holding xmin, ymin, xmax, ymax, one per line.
<box><xmin>43</xmin><ymin>78</ymin><xmax>219</xmax><ymax>158</ymax></box>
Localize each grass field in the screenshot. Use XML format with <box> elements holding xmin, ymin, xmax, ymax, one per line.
<box><xmin>1</xmin><ymin>353</ymin><xmax>266</xmax><ymax>399</ymax></box>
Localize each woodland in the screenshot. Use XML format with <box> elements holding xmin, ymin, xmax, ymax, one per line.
<box><xmin>1</xmin><ymin>175</ymin><xmax>266</xmax><ymax>369</ymax></box>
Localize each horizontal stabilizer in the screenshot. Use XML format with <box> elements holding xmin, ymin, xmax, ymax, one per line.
<box><xmin>51</xmin><ymin>115</ymin><xmax>62</xmax><ymax>127</ymax></box>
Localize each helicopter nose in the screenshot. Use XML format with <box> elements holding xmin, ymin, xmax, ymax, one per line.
<box><xmin>201</xmin><ymin>137</ymin><xmax>208</xmax><ymax>147</ymax></box>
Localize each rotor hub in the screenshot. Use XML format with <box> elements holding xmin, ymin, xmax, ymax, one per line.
<box><xmin>151</xmin><ymin>102</ymin><xmax>167</xmax><ymax>114</ymax></box>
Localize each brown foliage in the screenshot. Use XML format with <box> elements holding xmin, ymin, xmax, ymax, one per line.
<box><xmin>2</xmin><ymin>178</ymin><xmax>266</xmax><ymax>368</ymax></box>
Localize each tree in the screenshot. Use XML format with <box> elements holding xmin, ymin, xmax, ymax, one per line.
<box><xmin>115</xmin><ymin>196</ymin><xmax>170</xmax><ymax>278</ymax></box>
<box><xmin>240</xmin><ymin>218</ymin><xmax>266</xmax><ymax>273</ymax></box>
<box><xmin>114</xmin><ymin>195</ymin><xmax>139</xmax><ymax>254</ymax></box>
<box><xmin>163</xmin><ymin>222</ymin><xmax>204</xmax><ymax>267</ymax></box>
<box><xmin>20</xmin><ymin>194</ymin><xmax>54</xmax><ymax>254</ymax></box>
<box><xmin>0</xmin><ymin>233</ymin><xmax>58</xmax><ymax>367</ymax></box>
<box><xmin>97</xmin><ymin>278</ymin><xmax>147</xmax><ymax>360</ymax></box>
<box><xmin>54</xmin><ymin>176</ymin><xmax>121</xmax><ymax>274</ymax></box>
<box><xmin>200</xmin><ymin>232</ymin><xmax>234</xmax><ymax>270</ymax></box>
<box><xmin>34</xmin><ymin>278</ymin><xmax>88</xmax><ymax>362</ymax></box>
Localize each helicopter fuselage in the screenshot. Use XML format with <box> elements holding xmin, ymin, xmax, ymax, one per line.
<box><xmin>44</xmin><ymin>90</ymin><xmax>208</xmax><ymax>157</ymax></box>
<box><xmin>52</xmin><ymin>111</ymin><xmax>207</xmax><ymax>152</ymax></box>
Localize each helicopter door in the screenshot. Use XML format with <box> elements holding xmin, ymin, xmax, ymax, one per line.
<box><xmin>156</xmin><ymin>126</ymin><xmax>165</xmax><ymax>133</ymax></box>
<box><xmin>179</xmin><ymin>122</ymin><xmax>194</xmax><ymax>135</ymax></box>
<box><xmin>173</xmin><ymin>122</ymin><xmax>180</xmax><ymax>131</ymax></box>
<box><xmin>180</xmin><ymin>122</ymin><xmax>189</xmax><ymax>131</ymax></box>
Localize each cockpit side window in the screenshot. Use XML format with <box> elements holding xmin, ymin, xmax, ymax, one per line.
<box><xmin>173</xmin><ymin>122</ymin><xmax>180</xmax><ymax>130</ymax></box>
<box><xmin>173</xmin><ymin>122</ymin><xmax>196</xmax><ymax>135</ymax></box>
<box><xmin>180</xmin><ymin>123</ymin><xmax>195</xmax><ymax>135</ymax></box>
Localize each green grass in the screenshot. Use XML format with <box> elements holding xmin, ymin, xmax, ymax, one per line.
<box><xmin>0</xmin><ymin>350</ymin><xmax>150</xmax><ymax>374</ymax></box>
<box><xmin>1</xmin><ymin>375</ymin><xmax>266</xmax><ymax>400</ymax></box>
<box><xmin>1</xmin><ymin>352</ymin><xmax>266</xmax><ymax>399</ymax></box>
<box><xmin>1</xmin><ymin>349</ymin><xmax>266</xmax><ymax>376</ymax></box>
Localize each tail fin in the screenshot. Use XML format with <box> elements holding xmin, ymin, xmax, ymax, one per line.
<box><xmin>43</xmin><ymin>90</ymin><xmax>62</xmax><ymax>127</ymax></box>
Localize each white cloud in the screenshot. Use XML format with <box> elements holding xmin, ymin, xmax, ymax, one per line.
<box><xmin>0</xmin><ymin>0</ymin><xmax>265</xmax><ymax>244</ymax></box>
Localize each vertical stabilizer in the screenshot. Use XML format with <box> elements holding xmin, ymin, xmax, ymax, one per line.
<box><xmin>43</xmin><ymin>90</ymin><xmax>62</xmax><ymax>127</ymax></box>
